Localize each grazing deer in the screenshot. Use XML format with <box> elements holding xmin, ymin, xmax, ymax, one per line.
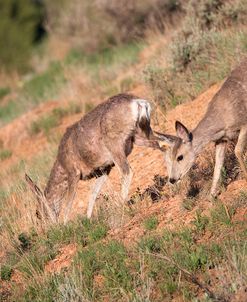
<box><xmin>156</xmin><ymin>59</ymin><xmax>247</xmax><ymax>197</ymax></box>
<box><xmin>25</xmin><ymin>94</ymin><xmax>161</xmax><ymax>223</ymax></box>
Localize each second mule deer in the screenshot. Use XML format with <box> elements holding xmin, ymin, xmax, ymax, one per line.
<box><xmin>26</xmin><ymin>94</ymin><xmax>161</xmax><ymax>223</ymax></box>
<box><xmin>157</xmin><ymin>59</ymin><xmax>247</xmax><ymax>197</ymax></box>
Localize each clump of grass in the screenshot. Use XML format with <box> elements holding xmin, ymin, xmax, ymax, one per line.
<box><xmin>192</xmin><ymin>210</ymin><xmax>209</xmax><ymax>232</ymax></box>
<box><xmin>18</xmin><ymin>232</ymin><xmax>32</xmax><ymax>252</ymax></box>
<box><xmin>1</xmin><ymin>264</ymin><xmax>13</xmax><ymax>281</ymax></box>
<box><xmin>143</xmin><ymin>216</ymin><xmax>159</xmax><ymax>231</ymax></box>
<box><xmin>210</xmin><ymin>202</ymin><xmax>235</xmax><ymax>227</ymax></box>
<box><xmin>182</xmin><ymin>197</ymin><xmax>196</xmax><ymax>211</ymax></box>
<box><xmin>138</xmin><ymin>235</ymin><xmax>162</xmax><ymax>253</ymax></box>
<box><xmin>0</xmin><ymin>86</ymin><xmax>11</xmax><ymax>100</ymax></box>
<box><xmin>0</xmin><ymin>148</ymin><xmax>12</xmax><ymax>161</ymax></box>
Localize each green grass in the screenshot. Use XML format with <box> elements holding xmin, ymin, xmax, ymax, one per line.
<box><xmin>192</xmin><ymin>210</ymin><xmax>209</xmax><ymax>232</ymax></box>
<box><xmin>182</xmin><ymin>197</ymin><xmax>196</xmax><ymax>211</ymax></box>
<box><xmin>0</xmin><ymin>42</ymin><xmax>142</xmax><ymax>126</ymax></box>
<box><xmin>143</xmin><ymin>216</ymin><xmax>159</xmax><ymax>231</ymax></box>
<box><xmin>2</xmin><ymin>200</ymin><xmax>246</xmax><ymax>302</ymax></box>
<box><xmin>0</xmin><ymin>100</ymin><xmax>24</xmax><ymax>125</ymax></box>
<box><xmin>0</xmin><ymin>62</ymin><xmax>65</xmax><ymax>126</ymax></box>
<box><xmin>66</xmin><ymin>42</ymin><xmax>143</xmax><ymax>96</ymax></box>
<box><xmin>0</xmin><ymin>149</ymin><xmax>12</xmax><ymax>161</ymax></box>
<box><xmin>29</xmin><ymin>102</ymin><xmax>83</xmax><ymax>136</ymax></box>
<box><xmin>0</xmin><ymin>86</ymin><xmax>11</xmax><ymax>101</ymax></box>
<box><xmin>23</xmin><ymin>62</ymin><xmax>65</xmax><ymax>105</ymax></box>
<box><xmin>1</xmin><ymin>264</ymin><xmax>13</xmax><ymax>281</ymax></box>
<box><xmin>144</xmin><ymin>0</ymin><xmax>247</xmax><ymax>111</ymax></box>
<box><xmin>66</xmin><ymin>43</ymin><xmax>143</xmax><ymax>72</ymax></box>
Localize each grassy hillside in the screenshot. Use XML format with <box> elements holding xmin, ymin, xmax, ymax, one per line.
<box><xmin>0</xmin><ymin>1</ymin><xmax>247</xmax><ymax>301</ymax></box>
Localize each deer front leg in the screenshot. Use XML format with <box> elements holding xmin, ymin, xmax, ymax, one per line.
<box><xmin>210</xmin><ymin>141</ymin><xmax>226</xmax><ymax>197</ymax></box>
<box><xmin>235</xmin><ymin>125</ymin><xmax>247</xmax><ymax>180</ymax></box>
<box><xmin>87</xmin><ymin>174</ymin><xmax>108</xmax><ymax>219</ymax></box>
<box><xmin>121</xmin><ymin>166</ymin><xmax>133</xmax><ymax>202</ymax></box>
<box><xmin>111</xmin><ymin>152</ymin><xmax>133</xmax><ymax>202</ymax></box>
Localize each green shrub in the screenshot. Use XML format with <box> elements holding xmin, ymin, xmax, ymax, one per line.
<box><xmin>144</xmin><ymin>0</ymin><xmax>247</xmax><ymax>110</ymax></box>
<box><xmin>0</xmin><ymin>0</ymin><xmax>45</xmax><ymax>72</ymax></box>
<box><xmin>18</xmin><ymin>233</ymin><xmax>32</xmax><ymax>252</ymax></box>
<box><xmin>145</xmin><ymin>29</ymin><xmax>247</xmax><ymax>109</ymax></box>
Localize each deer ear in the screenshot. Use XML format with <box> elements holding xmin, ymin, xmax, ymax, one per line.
<box><xmin>175</xmin><ymin>121</ymin><xmax>193</xmax><ymax>142</ymax></box>
<box><xmin>153</xmin><ymin>131</ymin><xmax>177</xmax><ymax>149</ymax></box>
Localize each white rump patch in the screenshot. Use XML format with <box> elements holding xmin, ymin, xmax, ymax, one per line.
<box><xmin>131</xmin><ymin>99</ymin><xmax>151</xmax><ymax>122</ymax></box>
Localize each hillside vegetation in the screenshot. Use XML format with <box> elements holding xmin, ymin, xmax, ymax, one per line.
<box><xmin>0</xmin><ymin>1</ymin><xmax>247</xmax><ymax>301</ymax></box>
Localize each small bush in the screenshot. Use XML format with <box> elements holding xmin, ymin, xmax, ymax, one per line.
<box><xmin>0</xmin><ymin>0</ymin><xmax>45</xmax><ymax>73</ymax></box>
<box><xmin>144</xmin><ymin>1</ymin><xmax>247</xmax><ymax>110</ymax></box>
<box><xmin>18</xmin><ymin>233</ymin><xmax>32</xmax><ymax>252</ymax></box>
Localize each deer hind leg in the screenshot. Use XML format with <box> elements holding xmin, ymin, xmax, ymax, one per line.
<box><xmin>210</xmin><ymin>141</ymin><xmax>227</xmax><ymax>197</ymax></box>
<box><xmin>63</xmin><ymin>172</ymin><xmax>80</xmax><ymax>224</ymax></box>
<box><xmin>87</xmin><ymin>174</ymin><xmax>108</xmax><ymax>219</ymax></box>
<box><xmin>235</xmin><ymin>125</ymin><xmax>247</xmax><ymax>180</ymax></box>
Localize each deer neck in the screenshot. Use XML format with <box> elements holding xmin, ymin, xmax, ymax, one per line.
<box><xmin>192</xmin><ymin>115</ymin><xmax>222</xmax><ymax>155</ymax></box>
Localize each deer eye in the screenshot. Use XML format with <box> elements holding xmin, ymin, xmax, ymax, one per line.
<box><xmin>177</xmin><ymin>155</ymin><xmax>183</xmax><ymax>162</ymax></box>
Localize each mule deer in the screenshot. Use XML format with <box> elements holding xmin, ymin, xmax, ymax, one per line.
<box><xmin>25</xmin><ymin>94</ymin><xmax>161</xmax><ymax>223</ymax></box>
<box><xmin>156</xmin><ymin>59</ymin><xmax>247</xmax><ymax>197</ymax></box>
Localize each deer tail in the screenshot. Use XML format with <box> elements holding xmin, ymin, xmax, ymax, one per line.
<box><xmin>25</xmin><ymin>174</ymin><xmax>57</xmax><ymax>223</ymax></box>
<box><xmin>135</xmin><ymin>99</ymin><xmax>152</xmax><ymax>138</ymax></box>
<box><xmin>25</xmin><ymin>173</ymin><xmax>44</xmax><ymax>200</ymax></box>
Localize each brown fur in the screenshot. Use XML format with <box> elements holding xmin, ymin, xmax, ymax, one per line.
<box><xmin>26</xmin><ymin>93</ymin><xmax>161</xmax><ymax>222</ymax></box>
<box><xmin>159</xmin><ymin>58</ymin><xmax>247</xmax><ymax>195</ymax></box>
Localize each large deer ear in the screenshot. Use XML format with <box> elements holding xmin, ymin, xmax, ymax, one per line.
<box><xmin>175</xmin><ymin>121</ymin><xmax>193</xmax><ymax>143</ymax></box>
<box><xmin>154</xmin><ymin>131</ymin><xmax>177</xmax><ymax>150</ymax></box>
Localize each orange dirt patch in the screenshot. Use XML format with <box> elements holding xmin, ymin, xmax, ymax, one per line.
<box><xmin>45</xmin><ymin>243</ymin><xmax>77</xmax><ymax>274</ymax></box>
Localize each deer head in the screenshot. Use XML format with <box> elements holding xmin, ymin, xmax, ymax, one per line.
<box><xmin>156</xmin><ymin>121</ymin><xmax>195</xmax><ymax>184</ymax></box>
